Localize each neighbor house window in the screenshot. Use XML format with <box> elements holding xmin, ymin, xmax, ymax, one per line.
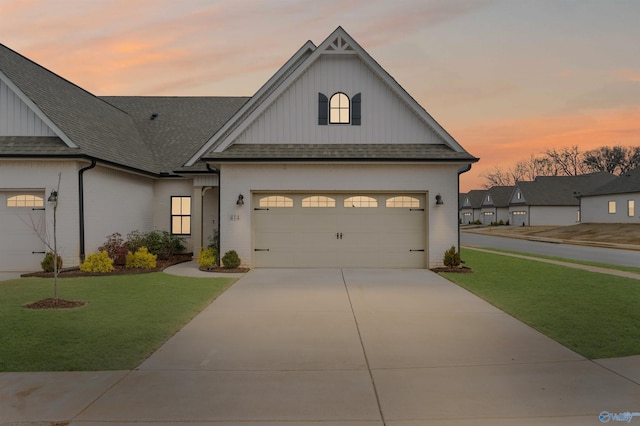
<box><xmin>171</xmin><ymin>196</ymin><xmax>191</xmax><ymax>235</ymax></box>
<box><xmin>259</xmin><ymin>195</ymin><xmax>293</xmax><ymax>208</ymax></box>
<box><xmin>302</xmin><ymin>196</ymin><xmax>335</xmax><ymax>208</ymax></box>
<box><xmin>629</xmin><ymin>200</ymin><xmax>635</xmax><ymax>217</ymax></box>
<box><xmin>516</xmin><ymin>192</ymin><xmax>522</xmax><ymax>200</ymax></box>
<box><xmin>344</xmin><ymin>196</ymin><xmax>377</xmax><ymax>208</ymax></box>
<box><xmin>386</xmin><ymin>196</ymin><xmax>420</xmax><ymax>208</ymax></box>
<box><xmin>7</xmin><ymin>194</ymin><xmax>44</xmax><ymax>207</ymax></box>
<box><xmin>608</xmin><ymin>201</ymin><xmax>616</xmax><ymax>214</ymax></box>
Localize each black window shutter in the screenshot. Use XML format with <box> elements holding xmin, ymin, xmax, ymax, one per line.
<box><xmin>318</xmin><ymin>93</ymin><xmax>328</xmax><ymax>125</ymax></box>
<box><xmin>352</xmin><ymin>93</ymin><xmax>361</xmax><ymax>125</ymax></box>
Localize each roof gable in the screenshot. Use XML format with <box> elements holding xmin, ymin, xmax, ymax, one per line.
<box><xmin>462</xmin><ymin>190</ymin><xmax>485</xmax><ymax>208</ymax></box>
<box><xmin>482</xmin><ymin>186</ymin><xmax>514</xmax><ymax>207</ymax></box>
<box><xmin>188</xmin><ymin>27</ymin><xmax>475</xmax><ymax>165</ymax></box>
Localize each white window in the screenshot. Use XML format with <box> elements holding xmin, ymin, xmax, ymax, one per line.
<box><xmin>512</xmin><ymin>211</ymin><xmax>527</xmax><ymax>215</ymax></box>
<box><xmin>344</xmin><ymin>196</ymin><xmax>377</xmax><ymax>208</ymax></box>
<box><xmin>516</xmin><ymin>192</ymin><xmax>522</xmax><ymax>200</ymax></box>
<box><xmin>171</xmin><ymin>196</ymin><xmax>191</xmax><ymax>235</ymax></box>
<box><xmin>330</xmin><ymin>93</ymin><xmax>350</xmax><ymax>124</ymax></box>
<box><xmin>386</xmin><ymin>196</ymin><xmax>420</xmax><ymax>208</ymax></box>
<box><xmin>302</xmin><ymin>196</ymin><xmax>335</xmax><ymax>208</ymax></box>
<box><xmin>7</xmin><ymin>194</ymin><xmax>44</xmax><ymax>207</ymax></box>
<box><xmin>259</xmin><ymin>196</ymin><xmax>293</xmax><ymax>208</ymax></box>
<box><xmin>629</xmin><ymin>200</ymin><xmax>635</xmax><ymax>217</ymax></box>
<box><xmin>608</xmin><ymin>201</ymin><xmax>616</xmax><ymax>214</ymax></box>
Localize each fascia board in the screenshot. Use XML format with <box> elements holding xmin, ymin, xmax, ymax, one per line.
<box><xmin>0</xmin><ymin>69</ymin><xmax>78</xmax><ymax>149</ymax></box>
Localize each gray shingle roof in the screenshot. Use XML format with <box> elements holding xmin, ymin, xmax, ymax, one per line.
<box><xmin>482</xmin><ymin>186</ymin><xmax>514</xmax><ymax>207</ymax></box>
<box><xmin>101</xmin><ymin>97</ymin><xmax>248</xmax><ymax>173</ymax></box>
<box><xmin>462</xmin><ymin>190</ymin><xmax>485</xmax><ymax>209</ymax></box>
<box><xmin>514</xmin><ymin>172</ymin><xmax>617</xmax><ymax>206</ymax></box>
<box><xmin>0</xmin><ymin>136</ymin><xmax>80</xmax><ymax>156</ymax></box>
<box><xmin>582</xmin><ymin>167</ymin><xmax>640</xmax><ymax>196</ymax></box>
<box><xmin>203</xmin><ymin>143</ymin><xmax>476</xmax><ymax>161</ymax></box>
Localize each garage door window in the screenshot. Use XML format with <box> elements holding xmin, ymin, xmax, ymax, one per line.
<box><xmin>386</xmin><ymin>196</ymin><xmax>420</xmax><ymax>208</ymax></box>
<box><xmin>259</xmin><ymin>196</ymin><xmax>293</xmax><ymax>208</ymax></box>
<box><xmin>7</xmin><ymin>194</ymin><xmax>44</xmax><ymax>207</ymax></box>
<box><xmin>344</xmin><ymin>196</ymin><xmax>377</xmax><ymax>208</ymax></box>
<box><xmin>302</xmin><ymin>196</ymin><xmax>335</xmax><ymax>208</ymax></box>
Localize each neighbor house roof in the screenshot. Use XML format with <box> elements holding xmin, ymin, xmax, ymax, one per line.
<box><xmin>513</xmin><ymin>172</ymin><xmax>617</xmax><ymax>206</ymax></box>
<box><xmin>461</xmin><ymin>190</ymin><xmax>485</xmax><ymax>209</ymax></box>
<box><xmin>482</xmin><ymin>186</ymin><xmax>514</xmax><ymax>208</ymax></box>
<box><xmin>582</xmin><ymin>167</ymin><xmax>640</xmax><ymax>197</ymax></box>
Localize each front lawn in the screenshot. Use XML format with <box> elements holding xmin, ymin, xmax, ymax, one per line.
<box><xmin>0</xmin><ymin>273</ymin><xmax>236</xmax><ymax>371</ymax></box>
<box><xmin>441</xmin><ymin>249</ymin><xmax>640</xmax><ymax>359</ymax></box>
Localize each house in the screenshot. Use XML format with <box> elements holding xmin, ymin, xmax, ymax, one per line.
<box><xmin>580</xmin><ymin>167</ymin><xmax>640</xmax><ymax>223</ymax></box>
<box><xmin>480</xmin><ymin>186</ymin><xmax>513</xmax><ymax>225</ymax></box>
<box><xmin>508</xmin><ymin>172</ymin><xmax>616</xmax><ymax>226</ymax></box>
<box><xmin>459</xmin><ymin>190</ymin><xmax>485</xmax><ymax>224</ymax></box>
<box><xmin>0</xmin><ymin>27</ymin><xmax>478</xmax><ymax>272</ymax></box>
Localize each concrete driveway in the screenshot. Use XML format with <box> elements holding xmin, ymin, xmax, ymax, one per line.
<box><xmin>2</xmin><ymin>268</ymin><xmax>640</xmax><ymax>425</ymax></box>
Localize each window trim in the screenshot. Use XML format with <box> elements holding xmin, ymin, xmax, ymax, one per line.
<box><xmin>171</xmin><ymin>196</ymin><xmax>192</xmax><ymax>235</ymax></box>
<box><xmin>608</xmin><ymin>201</ymin><xmax>617</xmax><ymax>214</ymax></box>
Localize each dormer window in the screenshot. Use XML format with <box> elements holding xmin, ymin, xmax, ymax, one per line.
<box><xmin>318</xmin><ymin>92</ymin><xmax>361</xmax><ymax>126</ymax></box>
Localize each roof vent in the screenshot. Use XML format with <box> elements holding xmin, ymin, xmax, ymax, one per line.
<box><xmin>150</xmin><ymin>113</ymin><xmax>159</xmax><ymax>120</ymax></box>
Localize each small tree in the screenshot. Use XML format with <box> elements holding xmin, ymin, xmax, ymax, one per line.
<box><xmin>443</xmin><ymin>246</ymin><xmax>461</xmax><ymax>268</ymax></box>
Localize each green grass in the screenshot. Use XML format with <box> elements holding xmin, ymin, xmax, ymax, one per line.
<box><xmin>470</xmin><ymin>246</ymin><xmax>640</xmax><ymax>274</ymax></box>
<box><xmin>0</xmin><ymin>273</ymin><xmax>236</xmax><ymax>371</ymax></box>
<box><xmin>441</xmin><ymin>249</ymin><xmax>640</xmax><ymax>359</ymax></box>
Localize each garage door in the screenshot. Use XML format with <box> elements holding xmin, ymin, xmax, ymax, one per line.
<box><xmin>0</xmin><ymin>192</ymin><xmax>47</xmax><ymax>272</ymax></box>
<box><xmin>252</xmin><ymin>193</ymin><xmax>426</xmax><ymax>268</ymax></box>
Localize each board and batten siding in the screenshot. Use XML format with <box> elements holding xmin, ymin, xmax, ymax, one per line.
<box><xmin>233</xmin><ymin>55</ymin><xmax>443</xmax><ymax>145</ymax></box>
<box><xmin>0</xmin><ymin>79</ymin><xmax>56</xmax><ymax>136</ymax></box>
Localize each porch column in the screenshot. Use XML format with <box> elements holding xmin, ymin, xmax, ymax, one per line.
<box><xmin>192</xmin><ymin>186</ymin><xmax>203</xmax><ymax>258</ymax></box>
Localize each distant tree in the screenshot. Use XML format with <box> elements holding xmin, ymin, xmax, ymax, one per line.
<box><xmin>480</xmin><ymin>165</ymin><xmax>523</xmax><ymax>189</ymax></box>
<box><xmin>543</xmin><ymin>146</ymin><xmax>588</xmax><ymax>176</ymax></box>
<box><xmin>583</xmin><ymin>145</ymin><xmax>640</xmax><ymax>175</ymax></box>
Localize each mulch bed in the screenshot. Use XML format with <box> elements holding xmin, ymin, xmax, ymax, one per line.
<box><xmin>199</xmin><ymin>267</ymin><xmax>250</xmax><ymax>273</ymax></box>
<box><xmin>430</xmin><ymin>266</ymin><xmax>473</xmax><ymax>273</ymax></box>
<box><xmin>21</xmin><ymin>254</ymin><xmax>193</xmax><ymax>310</ymax></box>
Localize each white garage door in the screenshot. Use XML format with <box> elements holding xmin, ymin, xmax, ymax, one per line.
<box><xmin>0</xmin><ymin>192</ymin><xmax>47</xmax><ymax>272</ymax></box>
<box><xmin>252</xmin><ymin>193</ymin><xmax>426</xmax><ymax>268</ymax></box>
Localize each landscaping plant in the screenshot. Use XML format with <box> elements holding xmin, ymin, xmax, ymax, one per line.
<box><xmin>222</xmin><ymin>250</ymin><xmax>241</xmax><ymax>269</ymax></box>
<box><xmin>443</xmin><ymin>246</ymin><xmax>461</xmax><ymax>268</ymax></box>
<box><xmin>98</xmin><ymin>232</ymin><xmax>128</xmax><ymax>265</ymax></box>
<box><xmin>41</xmin><ymin>252</ymin><xmax>63</xmax><ymax>273</ymax></box>
<box><xmin>125</xmin><ymin>247</ymin><xmax>157</xmax><ymax>269</ymax></box>
<box><xmin>198</xmin><ymin>247</ymin><xmax>217</xmax><ymax>269</ymax></box>
<box><xmin>80</xmin><ymin>251</ymin><xmax>114</xmax><ymax>273</ymax></box>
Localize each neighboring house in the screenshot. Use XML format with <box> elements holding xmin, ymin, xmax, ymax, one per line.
<box><xmin>580</xmin><ymin>167</ymin><xmax>640</xmax><ymax>223</ymax></box>
<box><xmin>0</xmin><ymin>27</ymin><xmax>478</xmax><ymax>271</ymax></box>
<box><xmin>460</xmin><ymin>190</ymin><xmax>485</xmax><ymax>224</ymax></box>
<box><xmin>509</xmin><ymin>172</ymin><xmax>616</xmax><ymax>226</ymax></box>
<box><xmin>480</xmin><ymin>186</ymin><xmax>513</xmax><ymax>225</ymax></box>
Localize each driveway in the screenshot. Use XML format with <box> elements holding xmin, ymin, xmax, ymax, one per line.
<box><xmin>3</xmin><ymin>268</ymin><xmax>640</xmax><ymax>425</ymax></box>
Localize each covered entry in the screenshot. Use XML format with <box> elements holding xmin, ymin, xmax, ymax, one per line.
<box><xmin>252</xmin><ymin>193</ymin><xmax>427</xmax><ymax>268</ymax></box>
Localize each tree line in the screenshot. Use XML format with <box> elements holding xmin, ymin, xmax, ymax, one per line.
<box><xmin>481</xmin><ymin>145</ymin><xmax>640</xmax><ymax>189</ymax></box>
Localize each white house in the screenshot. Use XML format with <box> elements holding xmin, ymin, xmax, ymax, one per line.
<box><xmin>580</xmin><ymin>168</ymin><xmax>640</xmax><ymax>223</ymax></box>
<box><xmin>479</xmin><ymin>186</ymin><xmax>513</xmax><ymax>225</ymax></box>
<box><xmin>0</xmin><ymin>27</ymin><xmax>478</xmax><ymax>272</ymax></box>
<box><xmin>508</xmin><ymin>173</ymin><xmax>616</xmax><ymax>226</ymax></box>
<box><xmin>459</xmin><ymin>190</ymin><xmax>484</xmax><ymax>224</ymax></box>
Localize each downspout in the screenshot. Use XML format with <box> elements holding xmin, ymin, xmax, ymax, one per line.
<box><xmin>78</xmin><ymin>159</ymin><xmax>97</xmax><ymax>262</ymax></box>
<box><xmin>206</xmin><ymin>164</ymin><xmax>221</xmax><ymax>267</ymax></box>
<box><xmin>457</xmin><ymin>163</ymin><xmax>473</xmax><ymax>251</ymax></box>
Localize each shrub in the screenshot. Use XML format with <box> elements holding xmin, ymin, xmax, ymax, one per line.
<box><xmin>443</xmin><ymin>246</ymin><xmax>461</xmax><ymax>268</ymax></box>
<box><xmin>80</xmin><ymin>251</ymin><xmax>114</xmax><ymax>273</ymax></box>
<box><xmin>221</xmin><ymin>250</ymin><xmax>241</xmax><ymax>269</ymax></box>
<box><xmin>98</xmin><ymin>232</ymin><xmax>128</xmax><ymax>265</ymax></box>
<box><xmin>125</xmin><ymin>230</ymin><xmax>186</xmax><ymax>260</ymax></box>
<box><xmin>198</xmin><ymin>247</ymin><xmax>217</xmax><ymax>270</ymax></box>
<box><xmin>41</xmin><ymin>252</ymin><xmax>63</xmax><ymax>272</ymax></box>
<box><xmin>126</xmin><ymin>247</ymin><xmax>157</xmax><ymax>270</ymax></box>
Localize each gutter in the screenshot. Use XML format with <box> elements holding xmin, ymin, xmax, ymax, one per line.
<box><xmin>78</xmin><ymin>159</ymin><xmax>97</xmax><ymax>262</ymax></box>
<box><xmin>457</xmin><ymin>163</ymin><xmax>473</xmax><ymax>251</ymax></box>
<box><xmin>206</xmin><ymin>164</ymin><xmax>221</xmax><ymax>267</ymax></box>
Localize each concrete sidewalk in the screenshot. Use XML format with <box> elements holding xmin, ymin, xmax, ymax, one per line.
<box><xmin>2</xmin><ymin>268</ymin><xmax>640</xmax><ymax>425</ymax></box>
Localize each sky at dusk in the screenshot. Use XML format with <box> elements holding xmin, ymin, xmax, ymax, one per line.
<box><xmin>2</xmin><ymin>0</ymin><xmax>639</xmax><ymax>192</ymax></box>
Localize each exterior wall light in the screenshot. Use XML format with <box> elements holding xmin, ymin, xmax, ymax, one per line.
<box><xmin>435</xmin><ymin>194</ymin><xmax>443</xmax><ymax>205</ymax></box>
<box><xmin>236</xmin><ymin>194</ymin><xmax>244</xmax><ymax>206</ymax></box>
<box><xmin>48</xmin><ymin>190</ymin><xmax>58</xmax><ymax>203</ymax></box>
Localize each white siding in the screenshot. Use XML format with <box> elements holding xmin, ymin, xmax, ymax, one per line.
<box><xmin>82</xmin><ymin>166</ymin><xmax>155</xmax><ymax>256</ymax></box>
<box><xmin>233</xmin><ymin>55</ymin><xmax>443</xmax><ymax>145</ymax></box>
<box><xmin>528</xmin><ymin>206</ymin><xmax>580</xmax><ymax>226</ymax></box>
<box><xmin>581</xmin><ymin>193</ymin><xmax>640</xmax><ymax>224</ymax></box>
<box><xmin>0</xmin><ymin>79</ymin><xmax>56</xmax><ymax>136</ymax></box>
<box><xmin>218</xmin><ymin>163</ymin><xmax>460</xmax><ymax>268</ymax></box>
